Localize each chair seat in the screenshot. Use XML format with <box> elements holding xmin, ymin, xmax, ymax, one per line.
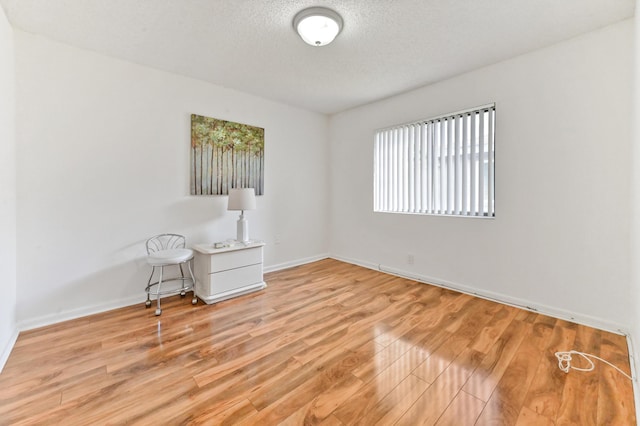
<box><xmin>147</xmin><ymin>248</ymin><xmax>194</xmax><ymax>266</ymax></box>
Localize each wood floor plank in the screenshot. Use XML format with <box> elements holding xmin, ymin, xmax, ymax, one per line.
<box><xmin>333</xmin><ymin>346</ymin><xmax>430</xmax><ymax>424</ymax></box>
<box><xmin>279</xmin><ymin>400</ymin><xmax>319</xmax><ymax>426</ymax></box>
<box><xmin>247</xmin><ymin>346</ymin><xmax>357</xmax><ymax>414</ymax></box>
<box><xmin>554</xmin><ymin>325</ymin><xmax>599</xmax><ymax>426</ymax></box>
<box><xmin>522</xmin><ymin>319</ymin><xmax>577</xmax><ymax>422</ymax></box>
<box><xmin>434</xmin><ymin>390</ymin><xmax>485</xmax><ymax>426</ymax></box>
<box><xmin>469</xmin><ymin>305</ymin><xmax>520</xmax><ymax>354</ymax></box>
<box><xmin>351</xmin><ymin>338</ymin><xmax>416</xmax><ymax>382</ymax></box>
<box><xmin>297</xmin><ymin>373</ymin><xmax>364</xmax><ymax>423</ymax></box>
<box><xmin>318</xmin><ymin>414</ymin><xmax>345</xmax><ymax>426</ymax></box>
<box><xmin>360</xmin><ymin>374</ymin><xmax>430</xmax><ymax>425</ymax></box>
<box><xmin>158</xmin><ymin>356</ymin><xmax>303</xmax><ymax>425</ymax></box>
<box><xmin>462</xmin><ymin>318</ymin><xmax>531</xmax><ymax>402</ymax></box>
<box><xmin>0</xmin><ymin>389</ymin><xmax>62</xmax><ymax>424</ymax></box>
<box><xmin>515</xmin><ymin>405</ymin><xmax>555</xmax><ymax>426</ymax></box>
<box><xmin>596</xmin><ymin>332</ymin><xmax>636</xmax><ymax>425</ymax></box>
<box><xmin>412</xmin><ymin>297</ymin><xmax>499</xmax><ymax>384</ymax></box>
<box><xmin>0</xmin><ymin>259</ymin><xmax>635</xmax><ymax>424</ymax></box>
<box><xmin>474</xmin><ymin>316</ymin><xmax>556</xmax><ymax>425</ymax></box>
<box><xmin>394</xmin><ymin>347</ymin><xmax>485</xmax><ymax>425</ymax></box>
<box><xmin>241</xmin><ymin>369</ymin><xmax>363</xmax><ymax>425</ymax></box>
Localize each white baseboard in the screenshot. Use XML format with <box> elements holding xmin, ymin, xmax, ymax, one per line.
<box><xmin>331</xmin><ymin>255</ymin><xmax>628</xmax><ymax>336</ymax></box>
<box><xmin>17</xmin><ymin>295</ymin><xmax>145</xmax><ymax>332</ymax></box>
<box><xmin>330</xmin><ymin>254</ymin><xmax>380</xmax><ymax>272</ymax></box>
<box><xmin>12</xmin><ymin>253</ymin><xmax>632</xmax><ymax>348</ymax></box>
<box><xmin>16</xmin><ymin>254</ymin><xmax>331</xmax><ymax>331</ymax></box>
<box><xmin>264</xmin><ymin>253</ymin><xmax>330</xmax><ymax>273</ymax></box>
<box><xmin>0</xmin><ymin>328</ymin><xmax>19</xmax><ymax>373</ymax></box>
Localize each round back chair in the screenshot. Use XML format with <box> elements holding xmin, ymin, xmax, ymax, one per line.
<box><xmin>145</xmin><ymin>233</ymin><xmax>198</xmax><ymax>315</ymax></box>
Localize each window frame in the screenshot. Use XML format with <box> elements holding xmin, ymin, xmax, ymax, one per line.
<box><xmin>373</xmin><ymin>104</ymin><xmax>496</xmax><ymax>218</ymax></box>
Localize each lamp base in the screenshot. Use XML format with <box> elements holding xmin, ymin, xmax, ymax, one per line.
<box><xmin>237</xmin><ymin>213</ymin><xmax>249</xmax><ymax>242</ymax></box>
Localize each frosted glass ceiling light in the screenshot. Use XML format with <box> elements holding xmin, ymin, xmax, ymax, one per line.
<box><xmin>293</xmin><ymin>7</ymin><xmax>343</xmax><ymax>47</ymax></box>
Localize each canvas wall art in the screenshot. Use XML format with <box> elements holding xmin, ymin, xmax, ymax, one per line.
<box><xmin>191</xmin><ymin>114</ymin><xmax>265</xmax><ymax>195</ymax></box>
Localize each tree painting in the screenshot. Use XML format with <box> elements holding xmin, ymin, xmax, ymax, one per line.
<box><xmin>190</xmin><ymin>114</ymin><xmax>265</xmax><ymax>195</ymax></box>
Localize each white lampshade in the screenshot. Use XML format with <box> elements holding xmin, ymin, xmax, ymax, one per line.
<box><xmin>228</xmin><ymin>188</ymin><xmax>256</xmax><ymax>211</ymax></box>
<box><xmin>293</xmin><ymin>7</ymin><xmax>343</xmax><ymax>47</ymax></box>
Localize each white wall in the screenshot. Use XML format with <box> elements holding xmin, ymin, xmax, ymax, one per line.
<box><xmin>0</xmin><ymin>6</ymin><xmax>17</xmax><ymax>370</ymax></box>
<box><xmin>14</xmin><ymin>31</ymin><xmax>329</xmax><ymax>328</ymax></box>
<box><xmin>329</xmin><ymin>20</ymin><xmax>633</xmax><ymax>332</ymax></box>
<box><xmin>630</xmin><ymin>0</ymin><xmax>640</xmax><ymax>412</ymax></box>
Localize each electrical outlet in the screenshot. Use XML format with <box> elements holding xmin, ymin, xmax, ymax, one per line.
<box><xmin>275</xmin><ymin>234</ymin><xmax>281</xmax><ymax>245</ymax></box>
<box><xmin>407</xmin><ymin>254</ymin><xmax>414</xmax><ymax>265</ymax></box>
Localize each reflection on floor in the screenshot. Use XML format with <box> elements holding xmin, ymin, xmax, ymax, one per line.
<box><xmin>0</xmin><ymin>259</ymin><xmax>635</xmax><ymax>424</ymax></box>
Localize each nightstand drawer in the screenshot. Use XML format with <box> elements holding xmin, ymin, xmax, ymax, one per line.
<box><xmin>193</xmin><ymin>241</ymin><xmax>266</xmax><ymax>305</ymax></box>
<box><xmin>210</xmin><ymin>247</ymin><xmax>262</xmax><ymax>273</ymax></box>
<box><xmin>204</xmin><ymin>263</ymin><xmax>263</xmax><ymax>294</ymax></box>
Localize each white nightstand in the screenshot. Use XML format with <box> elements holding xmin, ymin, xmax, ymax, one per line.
<box><xmin>192</xmin><ymin>241</ymin><xmax>266</xmax><ymax>305</ymax></box>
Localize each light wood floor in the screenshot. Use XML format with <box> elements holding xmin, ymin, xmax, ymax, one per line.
<box><xmin>0</xmin><ymin>259</ymin><xmax>635</xmax><ymax>425</ymax></box>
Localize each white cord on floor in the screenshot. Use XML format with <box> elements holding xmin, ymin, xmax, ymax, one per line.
<box><xmin>554</xmin><ymin>350</ymin><xmax>633</xmax><ymax>381</ymax></box>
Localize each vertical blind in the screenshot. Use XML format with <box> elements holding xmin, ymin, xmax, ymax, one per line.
<box><xmin>374</xmin><ymin>104</ymin><xmax>495</xmax><ymax>217</ymax></box>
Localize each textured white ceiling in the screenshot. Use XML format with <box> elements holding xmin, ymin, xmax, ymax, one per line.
<box><xmin>0</xmin><ymin>0</ymin><xmax>635</xmax><ymax>114</ymax></box>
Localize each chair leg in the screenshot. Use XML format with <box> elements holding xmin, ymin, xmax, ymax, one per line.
<box><xmin>187</xmin><ymin>260</ymin><xmax>198</xmax><ymax>305</ymax></box>
<box><xmin>145</xmin><ymin>267</ymin><xmax>154</xmax><ymax>308</ymax></box>
<box><xmin>179</xmin><ymin>264</ymin><xmax>186</xmax><ymax>297</ymax></box>
<box><xmin>155</xmin><ymin>266</ymin><xmax>163</xmax><ymax>316</ymax></box>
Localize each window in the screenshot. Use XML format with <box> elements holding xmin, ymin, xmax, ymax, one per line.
<box><xmin>374</xmin><ymin>104</ymin><xmax>495</xmax><ymax>217</ymax></box>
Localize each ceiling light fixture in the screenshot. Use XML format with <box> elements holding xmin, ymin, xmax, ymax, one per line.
<box><xmin>293</xmin><ymin>7</ymin><xmax>343</xmax><ymax>47</ymax></box>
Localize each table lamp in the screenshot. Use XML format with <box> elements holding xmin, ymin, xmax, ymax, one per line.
<box><xmin>227</xmin><ymin>188</ymin><xmax>256</xmax><ymax>242</ymax></box>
